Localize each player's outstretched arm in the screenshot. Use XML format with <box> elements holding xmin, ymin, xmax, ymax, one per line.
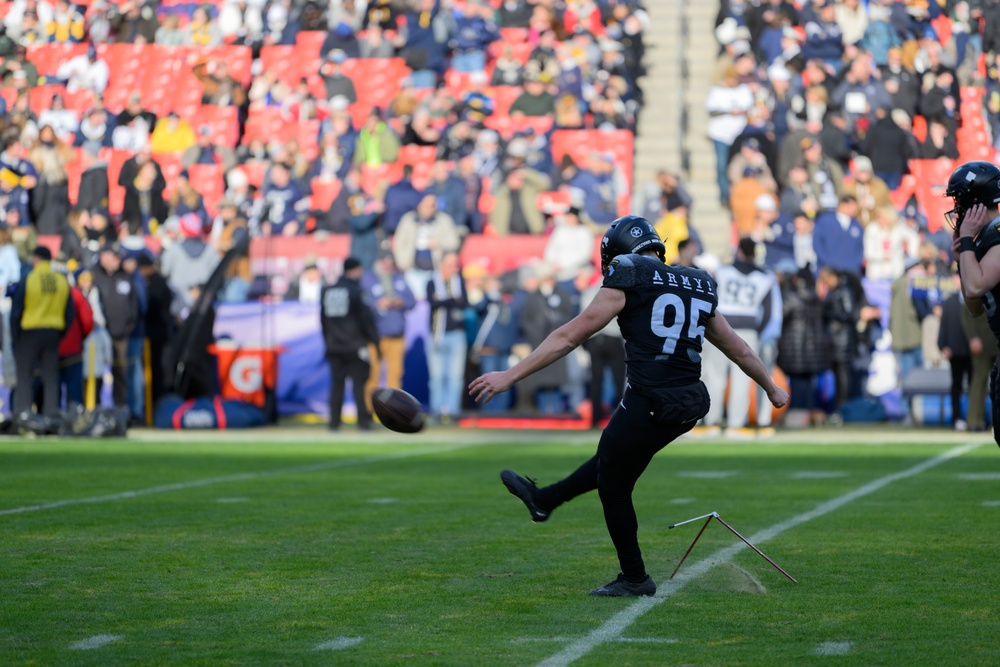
<box><xmin>469</xmin><ymin>287</ymin><xmax>625</xmax><ymax>404</ymax></box>
<box><xmin>705</xmin><ymin>312</ymin><xmax>789</xmax><ymax>408</ymax></box>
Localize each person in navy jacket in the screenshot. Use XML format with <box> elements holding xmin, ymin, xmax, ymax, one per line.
<box><xmin>813</xmin><ymin>195</ymin><xmax>864</xmax><ymax>275</ymax></box>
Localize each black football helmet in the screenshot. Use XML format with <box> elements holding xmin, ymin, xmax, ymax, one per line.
<box><xmin>944</xmin><ymin>160</ymin><xmax>1000</xmax><ymax>230</ymax></box>
<box><xmin>600</xmin><ymin>215</ymin><xmax>666</xmax><ymax>274</ymax></box>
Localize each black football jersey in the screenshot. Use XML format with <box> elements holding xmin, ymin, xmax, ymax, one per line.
<box><xmin>973</xmin><ymin>217</ymin><xmax>1000</xmax><ymax>342</ymax></box>
<box><xmin>602</xmin><ymin>254</ymin><xmax>719</xmax><ymax>387</ymax></box>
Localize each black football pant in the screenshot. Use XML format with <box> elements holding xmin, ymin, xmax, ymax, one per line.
<box><xmin>536</xmin><ymin>386</ymin><xmax>697</xmax><ymax>582</ymax></box>
<box><xmin>949</xmin><ymin>355</ymin><xmax>971</xmax><ymax>427</ymax></box>
<box><xmin>14</xmin><ymin>328</ymin><xmax>62</xmax><ymax>417</ymax></box>
<box><xmin>328</xmin><ymin>352</ymin><xmax>371</xmax><ymax>429</ymax></box>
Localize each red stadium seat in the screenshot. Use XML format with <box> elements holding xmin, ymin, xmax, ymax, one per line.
<box><xmin>361</xmin><ymin>163</ymin><xmax>404</xmax><ymax>194</ymax></box>
<box><xmin>192</xmin><ymin>105</ymin><xmax>239</xmax><ymax>148</ymax></box>
<box><xmin>537</xmin><ymin>190</ymin><xmax>571</xmax><ymax>213</ymax></box>
<box><xmin>912</xmin><ymin>115</ymin><xmax>927</xmax><ymax>143</ymax></box>
<box><xmin>499</xmin><ymin>28</ymin><xmax>529</xmax><ymax>44</ymax></box>
<box><xmin>29</xmin><ymin>85</ymin><xmax>68</xmax><ymax>114</ymax></box>
<box><xmin>310</xmin><ymin>177</ymin><xmax>342</xmax><ymax>210</ymax></box>
<box><xmin>398</xmin><ymin>144</ymin><xmax>438</xmax><ymax>167</ymax></box>
<box><xmin>259</xmin><ymin>45</ymin><xmax>302</xmax><ymax>87</ymax></box>
<box><xmin>65</xmin><ymin>149</ymin><xmax>86</xmax><ymax>204</ymax></box>
<box><xmin>26</xmin><ymin>43</ymin><xmax>88</xmax><ymax>76</ymax></box>
<box><xmin>296</xmin><ymin>31</ymin><xmax>328</xmax><ymax>59</ymax></box>
<box><xmin>188</xmin><ymin>163</ymin><xmax>225</xmax><ymax>215</ymax></box>
<box><xmin>490</xmin><ymin>86</ymin><xmax>523</xmax><ymax>117</ymax></box>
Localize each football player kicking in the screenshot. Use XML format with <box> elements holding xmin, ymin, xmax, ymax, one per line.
<box><xmin>469</xmin><ymin>215</ymin><xmax>788</xmax><ymax>597</ymax></box>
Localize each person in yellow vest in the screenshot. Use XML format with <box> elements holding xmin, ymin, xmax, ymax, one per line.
<box><xmin>10</xmin><ymin>246</ymin><xmax>75</xmax><ymax>420</ymax></box>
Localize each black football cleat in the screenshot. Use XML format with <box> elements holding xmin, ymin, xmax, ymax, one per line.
<box><xmin>589</xmin><ymin>573</ymin><xmax>657</xmax><ymax>597</ymax></box>
<box><xmin>500</xmin><ymin>469</ymin><xmax>550</xmax><ymax>523</ymax></box>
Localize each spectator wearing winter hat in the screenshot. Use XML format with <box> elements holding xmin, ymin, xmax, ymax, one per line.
<box><xmin>843</xmin><ymin>155</ymin><xmax>891</xmax><ymax>227</ymax></box>
<box><xmin>382</xmin><ymin>164</ymin><xmax>424</xmax><ymax>236</ymax></box>
<box><xmin>256</xmin><ymin>162</ymin><xmax>307</xmax><ymax>236</ymax></box>
<box><xmin>167</xmin><ymin>170</ymin><xmax>208</xmax><ymax>229</ymax></box>
<box><xmin>160</xmin><ymin>213</ymin><xmax>221</xmax><ymax>314</ymax></box>
<box><xmin>450</xmin><ymin>0</ymin><xmax>500</xmax><ymax>72</ymax></box>
<box><xmin>182</xmin><ymin>124</ymin><xmax>237</xmax><ymax>171</ymax></box>
<box><xmin>321</xmin><ymin>21</ymin><xmax>361</xmax><ymax>59</ymax></box>
<box><xmin>46</xmin><ymin>0</ymin><xmax>86</xmax><ymax>43</ymax></box>
<box><xmin>107</xmin><ymin>0</ymin><xmax>159</xmax><ymax>44</ymax></box>
<box><xmin>181</xmin><ymin>6</ymin><xmax>222</xmax><ymax>47</ymax></box>
<box><xmin>510</xmin><ymin>71</ymin><xmax>557</xmax><ymax>117</ymax></box>
<box><xmin>726</xmin><ymin>137</ymin><xmax>777</xmax><ymax>198</ymax></box>
<box><xmin>73</xmin><ymin>107</ymin><xmax>114</xmax><ymax>154</ymax></box>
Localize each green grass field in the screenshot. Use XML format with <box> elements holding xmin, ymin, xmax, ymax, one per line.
<box><xmin>2</xmin><ymin>427</ymin><xmax>1000</xmax><ymax>666</ymax></box>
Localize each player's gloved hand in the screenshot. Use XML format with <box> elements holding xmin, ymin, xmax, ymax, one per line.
<box><xmin>768</xmin><ymin>386</ymin><xmax>789</xmax><ymax>409</ymax></box>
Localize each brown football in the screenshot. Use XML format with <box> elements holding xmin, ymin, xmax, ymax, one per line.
<box><xmin>372</xmin><ymin>388</ymin><xmax>426</xmax><ymax>433</ymax></box>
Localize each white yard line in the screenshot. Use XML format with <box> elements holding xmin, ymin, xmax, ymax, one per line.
<box><xmin>315</xmin><ymin>637</ymin><xmax>364</xmax><ymax>651</ymax></box>
<box><xmin>537</xmin><ymin>441</ymin><xmax>984</xmax><ymax>667</ymax></box>
<box><xmin>813</xmin><ymin>641</ymin><xmax>852</xmax><ymax>656</ymax></box>
<box><xmin>69</xmin><ymin>634</ymin><xmax>122</xmax><ymax>650</ymax></box>
<box><xmin>0</xmin><ymin>443</ymin><xmax>479</xmax><ymax>517</ymax></box>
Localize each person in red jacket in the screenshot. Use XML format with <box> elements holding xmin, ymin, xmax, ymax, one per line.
<box><xmin>58</xmin><ymin>284</ymin><xmax>95</xmax><ymax>407</ymax></box>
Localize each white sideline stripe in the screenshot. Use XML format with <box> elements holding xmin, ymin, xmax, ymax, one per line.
<box><xmin>958</xmin><ymin>472</ymin><xmax>1000</xmax><ymax>480</ymax></box>
<box><xmin>668</xmin><ymin>498</ymin><xmax>695</xmax><ymax>504</ymax></box>
<box><xmin>69</xmin><ymin>634</ymin><xmax>122</xmax><ymax>650</ymax></box>
<box><xmin>368</xmin><ymin>497</ymin><xmax>399</xmax><ymax>504</ymax></box>
<box><xmin>216</xmin><ymin>497</ymin><xmax>249</xmax><ymax>503</ymax></box>
<box><xmin>315</xmin><ymin>637</ymin><xmax>364</xmax><ymax>651</ymax></box>
<box><xmin>537</xmin><ymin>441</ymin><xmax>984</xmax><ymax>667</ymax></box>
<box><xmin>814</xmin><ymin>641</ymin><xmax>852</xmax><ymax>656</ymax></box>
<box><xmin>0</xmin><ymin>443</ymin><xmax>476</xmax><ymax>517</ymax></box>
<box><xmin>512</xmin><ymin>637</ymin><xmax>677</xmax><ymax>644</ymax></box>
<box><xmin>676</xmin><ymin>471</ymin><xmax>737</xmax><ymax>479</ymax></box>
<box><xmin>981</xmin><ymin>500</ymin><xmax>1000</xmax><ymax>507</ymax></box>
<box><xmin>790</xmin><ymin>471</ymin><xmax>848</xmax><ymax>479</ymax></box>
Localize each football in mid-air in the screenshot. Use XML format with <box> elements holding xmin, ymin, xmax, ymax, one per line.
<box><xmin>372</xmin><ymin>388</ymin><xmax>426</xmax><ymax>433</ymax></box>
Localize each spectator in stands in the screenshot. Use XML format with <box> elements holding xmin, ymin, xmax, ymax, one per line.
<box><xmin>918</xmin><ymin>117</ymin><xmax>959</xmax><ymax>160</ymax></box>
<box><xmin>517</xmin><ymin>261</ymin><xmax>574</xmax><ymax>414</ymax></box>
<box><xmin>777</xmin><ymin>265</ymin><xmax>827</xmax><ymax>419</ymax></box>
<box><xmin>136</xmin><ymin>253</ymin><xmax>172</xmax><ymax>407</ymax></box>
<box><xmin>0</xmin><ymin>168</ymin><xmax>32</xmax><ymax>228</ymax></box>
<box><xmin>393</xmin><ymin>193</ymin><xmax>461</xmax><ymax>300</ymax></box>
<box><xmin>14</xmin><ymin>10</ymin><xmax>44</xmax><ymax>47</ymax></box>
<box><xmin>73</xmin><ymin>107</ymin><xmax>113</xmax><ymax>154</ymax></box>
<box><xmin>814</xmin><ymin>195</ymin><xmax>863</xmax><ymax>275</ymax></box>
<box><xmin>919</xmin><ymin>70</ymin><xmax>959</xmax><ymax>123</ymax></box>
<box><xmin>107</xmin><ymin>0</ymin><xmax>158</xmax><ymax>43</ymax></box>
<box><xmin>862</xmin><ymin>108</ymin><xmax>916</xmax><ymax>190</ymax></box>
<box><xmin>467</xmin><ymin>269</ymin><xmax>516</xmax><ymax>412</ymax></box>
<box><xmin>498</xmin><ymin>0</ymin><xmax>531</xmax><ymax>27</ymax></box>
<box><xmin>167</xmin><ymin>170</ymin><xmax>208</xmax><ymax>228</ymax></box>
<box><xmin>183</xmin><ymin>125</ymin><xmax>237</xmax><ymax>172</ymax></box>
<box><xmin>451</xmin><ymin>0</ymin><xmax>499</xmax><ymax>72</ymax></box>
<box><xmin>320</xmin><ymin>22</ymin><xmax>360</xmax><ymax>59</ymax></box>
<box><xmin>889</xmin><ymin>258</ymin><xmax>926</xmax><ymax>422</ymax></box>
<box><xmin>181</xmin><ymin>6</ymin><xmax>222</xmax><ymax>47</ymax></box>
<box><xmin>802</xmin><ymin>0</ymin><xmax>844</xmax><ymax>69</ymax></box>
<box><xmin>401</xmin><ymin>107</ymin><xmax>441</xmax><ymax>147</ymax></box>
<box><xmin>348</xmin><ymin>192</ymin><xmax>383</xmax><ymax>270</ymax></box>
<box><xmin>706</xmin><ymin>66</ymin><xmax>754</xmax><ymax>206</ymax></box>
<box><xmin>426</xmin><ymin>251</ymin><xmax>468</xmax><ymax>423</ymax></box>
<box><xmin>310</xmin><ymin>132</ymin><xmax>347</xmax><ymax>183</ymax></box>
<box><xmin>817</xmin><ymin>111</ymin><xmax>852</xmax><ymax>174</ymax></box>
<box><xmin>93</xmin><ymin>245</ymin><xmax>136</xmax><ymax>408</ymax></box>
<box><xmin>864</xmin><ymin>205</ymin><xmax>920</xmax><ymax>282</ymax></box>
<box><xmin>285</xmin><ymin>256</ymin><xmax>326</xmax><ymax>304</ymax></box>
<box><xmin>217</xmin><ymin>0</ymin><xmax>264</xmax><ymax>45</ymax></box>
<box><xmin>543</xmin><ymin>206</ymin><xmax>595</xmax><ymax>292</ymax></box>
<box><xmin>359</xmin><ymin>23</ymin><xmax>394</xmax><ymax>58</ymax></box>
<box><xmin>352</xmin><ymin>108</ymin><xmax>400</xmax><ymax>168</ymax></box>
<box><xmin>938</xmin><ymin>282</ymin><xmax>971</xmax><ymax>431</ymax></box>
<box><xmin>424</xmin><ymin>159</ymin><xmax>467</xmax><ymax>235</ymax></box>
<box><xmin>193</xmin><ymin>58</ymin><xmax>247</xmax><ymax>108</ymax></box>
<box><xmin>879</xmin><ymin>46</ymin><xmax>918</xmax><ymax>117</ymax></box>
<box><xmin>821</xmin><ymin>266</ymin><xmax>876</xmax><ymax>411</ymax></box>
<box><xmin>381</xmin><ymin>165</ymin><xmax>423</xmax><ymax>236</ymax></box>
<box><xmin>27</xmin><ymin>126</ymin><xmax>70</xmax><ymax>235</ymax></box>
<box><xmin>727</xmin><ymin>137</ymin><xmax>778</xmax><ymax>198</ymax></box>
<box><xmin>119</xmin><ymin>245</ymin><xmax>148</xmax><ymax>423</ymax></box>
<box><xmin>567</xmin><ymin>152</ymin><xmax>617</xmax><ymax>226</ymax></box>
<box><xmin>455</xmin><ymin>154</ymin><xmax>483</xmax><ymax>234</ymax></box>
<box><xmin>492</xmin><ymin>44</ymin><xmax>525</xmax><ymax>87</ymax></box>
<box><xmin>0</xmin><ymin>46</ymin><xmax>38</xmax><ymax>89</ymax></box>
<box><xmin>395</xmin><ymin>0</ymin><xmax>450</xmax><ymax>89</ymax></box>
<box><xmin>74</xmin><ymin>150</ymin><xmax>108</xmax><ymax>216</ymax></box>
<box><xmin>800</xmin><ymin>136</ymin><xmax>842</xmax><ymax>212</ymax></box>
<box><xmin>57</xmin><ymin>45</ymin><xmax>108</xmax><ymax>94</ymax></box>
<box><xmin>510</xmin><ymin>71</ymin><xmax>557</xmax><ymax>117</ymax></box>
<box><xmin>54</xmin><ymin>274</ymin><xmax>93</xmax><ymax>408</ymax></box>
<box><xmin>149</xmin><ymin>111</ymin><xmax>196</xmax><ymax>155</ymax></box>
<box><xmin>321</xmin><ymin>50</ymin><xmax>358</xmax><ymax>103</ymax></box>
<box><xmin>635</xmin><ymin>171</ymin><xmax>690</xmax><ymax>222</ymax></box>
<box><xmin>960</xmin><ymin>298</ymin><xmax>998</xmax><ymax>432</ymax></box>
<box><xmin>154</xmin><ymin>14</ymin><xmax>185</xmax><ymax>46</ymax></box>
<box><xmin>38</xmin><ymin>94</ymin><xmax>79</xmax><ymax>143</ymax></box>
<box><xmin>325</xmin><ymin>166</ymin><xmax>363</xmax><ymax>233</ymax></box>
<box><xmin>257</xmin><ymin>162</ymin><xmax>307</xmax><ymax>236</ymax></box>
<box><xmin>161</xmin><ymin>213</ymin><xmax>221</xmax><ymax>311</ymax></box>
<box><xmin>362</xmin><ymin>251</ymin><xmax>415</xmax><ymax>400</ymax></box>
<box><xmin>123</xmin><ymin>157</ymin><xmax>169</xmax><ymax>234</ymax></box>
<box><xmin>492</xmin><ymin>162</ymin><xmax>550</xmax><ymax>235</ymax></box>
<box><xmin>46</xmin><ymin>0</ymin><xmax>86</xmax><ymax>43</ymax></box>
<box><xmin>61</xmin><ymin>207</ymin><xmax>89</xmax><ymax>265</ymax></box>
<box><xmin>437</xmin><ymin>119</ymin><xmax>477</xmax><ymax>162</ymax></box>
<box><xmin>844</xmin><ymin>155</ymin><xmax>891</xmax><ymax>226</ymax></box>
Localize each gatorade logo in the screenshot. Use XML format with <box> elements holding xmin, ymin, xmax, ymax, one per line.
<box><xmin>230</xmin><ymin>356</ymin><xmax>263</xmax><ymax>394</ymax></box>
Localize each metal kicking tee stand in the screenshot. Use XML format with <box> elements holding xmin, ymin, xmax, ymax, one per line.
<box><xmin>668</xmin><ymin>511</ymin><xmax>798</xmax><ymax>583</ymax></box>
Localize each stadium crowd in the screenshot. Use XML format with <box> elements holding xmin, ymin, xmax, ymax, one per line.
<box><xmin>0</xmin><ymin>0</ymin><xmax>997</xmax><ymax>434</ymax></box>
